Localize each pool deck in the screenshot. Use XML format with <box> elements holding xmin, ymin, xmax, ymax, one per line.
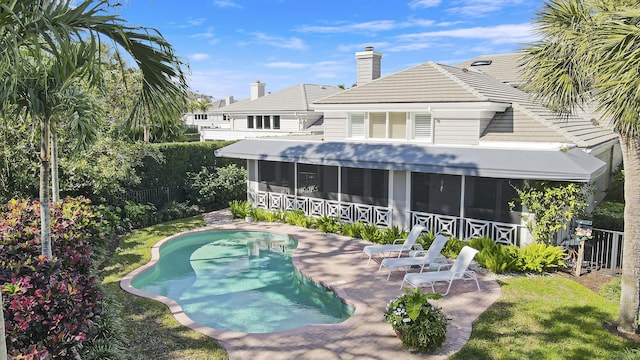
<box><xmin>124</xmin><ymin>209</ymin><xmax>501</xmax><ymax>360</ymax></box>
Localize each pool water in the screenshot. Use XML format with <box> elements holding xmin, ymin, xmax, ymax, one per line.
<box><xmin>131</xmin><ymin>230</ymin><xmax>353</xmax><ymax>333</ymax></box>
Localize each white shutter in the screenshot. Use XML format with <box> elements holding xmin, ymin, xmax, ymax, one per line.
<box><xmin>413</xmin><ymin>113</ymin><xmax>432</xmax><ymax>140</ymax></box>
<box><xmin>350</xmin><ymin>113</ymin><xmax>365</xmax><ymax>138</ymax></box>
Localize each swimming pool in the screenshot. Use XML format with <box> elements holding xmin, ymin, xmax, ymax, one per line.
<box><xmin>129</xmin><ymin>230</ymin><xmax>353</xmax><ymax>333</ymax></box>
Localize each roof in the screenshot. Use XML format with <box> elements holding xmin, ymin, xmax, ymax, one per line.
<box><xmin>455</xmin><ymin>53</ymin><xmax>525</xmax><ymax>86</ymax></box>
<box><xmin>215</xmin><ymin>139</ymin><xmax>606</xmax><ymax>182</ymax></box>
<box><xmin>217</xmin><ymin>84</ymin><xmax>342</xmax><ymax>114</ymax></box>
<box><xmin>313</xmin><ymin>59</ymin><xmax>617</xmax><ymax>148</ymax></box>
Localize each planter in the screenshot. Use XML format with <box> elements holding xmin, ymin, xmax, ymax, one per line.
<box><xmin>245</xmin><ymin>216</ymin><xmax>254</xmax><ymax>222</ymax></box>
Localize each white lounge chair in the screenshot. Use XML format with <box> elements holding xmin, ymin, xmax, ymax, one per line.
<box><xmin>378</xmin><ymin>233</ymin><xmax>449</xmax><ymax>280</ymax></box>
<box><xmin>361</xmin><ymin>224</ymin><xmax>425</xmax><ymax>265</ymax></box>
<box><xmin>401</xmin><ymin>245</ymin><xmax>481</xmax><ymax>295</ymax></box>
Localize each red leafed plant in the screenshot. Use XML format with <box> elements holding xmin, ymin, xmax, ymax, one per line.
<box><xmin>0</xmin><ymin>197</ymin><xmax>103</xmax><ymax>359</ymax></box>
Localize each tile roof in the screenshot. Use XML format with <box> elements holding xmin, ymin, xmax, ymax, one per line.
<box><xmin>314</xmin><ymin>58</ymin><xmax>617</xmax><ymax>148</ymax></box>
<box><xmin>455</xmin><ymin>52</ymin><xmax>525</xmax><ymax>86</ymax></box>
<box><xmin>218</xmin><ymin>84</ymin><xmax>342</xmax><ymax>113</ymax></box>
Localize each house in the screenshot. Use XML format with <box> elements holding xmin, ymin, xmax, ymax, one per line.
<box><xmin>199</xmin><ymin>81</ymin><xmax>343</xmax><ymax>141</ymax></box>
<box><xmin>183</xmin><ymin>97</ymin><xmax>231</xmax><ymax>128</ymax></box>
<box><xmin>215</xmin><ymin>47</ymin><xmax>621</xmax><ymax>246</ymax></box>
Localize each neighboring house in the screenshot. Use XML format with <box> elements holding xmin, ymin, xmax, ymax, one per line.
<box><xmin>215</xmin><ymin>47</ymin><xmax>621</xmax><ymax>246</ymax></box>
<box><xmin>183</xmin><ymin>98</ymin><xmax>230</xmax><ymax>128</ymax></box>
<box><xmin>200</xmin><ymin>81</ymin><xmax>343</xmax><ymax>141</ymax></box>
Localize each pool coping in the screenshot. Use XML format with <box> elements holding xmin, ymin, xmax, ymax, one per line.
<box><xmin>120</xmin><ymin>225</ymin><xmax>368</xmax><ymax>341</ymax></box>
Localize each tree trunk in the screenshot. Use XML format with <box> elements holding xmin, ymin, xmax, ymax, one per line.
<box><xmin>51</xmin><ymin>127</ymin><xmax>60</xmax><ymax>203</ymax></box>
<box><xmin>40</xmin><ymin>116</ymin><xmax>52</xmax><ymax>259</ymax></box>
<box><xmin>0</xmin><ymin>290</ymin><xmax>6</xmax><ymax>360</ymax></box>
<box><xmin>143</xmin><ymin>119</ymin><xmax>150</xmax><ymax>143</ymax></box>
<box><xmin>618</xmin><ymin>134</ymin><xmax>640</xmax><ymax>334</ymax></box>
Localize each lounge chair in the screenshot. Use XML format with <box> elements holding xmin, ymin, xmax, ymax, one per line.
<box><xmin>378</xmin><ymin>233</ymin><xmax>449</xmax><ymax>280</ymax></box>
<box><xmin>401</xmin><ymin>246</ymin><xmax>481</xmax><ymax>295</ymax></box>
<box><xmin>361</xmin><ymin>224</ymin><xmax>425</xmax><ymax>265</ymax></box>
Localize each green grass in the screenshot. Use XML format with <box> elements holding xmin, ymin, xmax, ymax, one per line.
<box><xmin>100</xmin><ymin>216</ymin><xmax>228</xmax><ymax>360</ymax></box>
<box><xmin>452</xmin><ymin>276</ymin><xmax>640</xmax><ymax>360</ymax></box>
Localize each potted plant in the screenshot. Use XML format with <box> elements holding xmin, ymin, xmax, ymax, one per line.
<box><xmin>384</xmin><ymin>288</ymin><xmax>449</xmax><ymax>352</ymax></box>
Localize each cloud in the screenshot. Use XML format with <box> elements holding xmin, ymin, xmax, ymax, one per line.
<box><xmin>189</xmin><ymin>53</ymin><xmax>210</xmax><ymax>61</ymax></box>
<box><xmin>387</xmin><ymin>43</ymin><xmax>431</xmax><ymax>52</ymax></box>
<box><xmin>188</xmin><ymin>18</ymin><xmax>206</xmax><ymax>26</ymax></box>
<box><xmin>265</xmin><ymin>62</ymin><xmax>309</xmax><ymax>69</ymax></box>
<box><xmin>445</xmin><ymin>0</ymin><xmax>525</xmax><ymax>18</ymax></box>
<box><xmin>297</xmin><ymin>18</ymin><xmax>434</xmax><ymax>34</ymax></box>
<box><xmin>251</xmin><ymin>32</ymin><xmax>307</xmax><ymax>50</ymax></box>
<box><xmin>396</xmin><ymin>23</ymin><xmax>536</xmax><ymax>44</ymax></box>
<box><xmin>408</xmin><ymin>0</ymin><xmax>441</xmax><ymax>9</ymax></box>
<box><xmin>213</xmin><ymin>0</ymin><xmax>242</xmax><ymax>8</ymax></box>
<box><xmin>190</xmin><ymin>32</ymin><xmax>216</xmax><ymax>39</ymax></box>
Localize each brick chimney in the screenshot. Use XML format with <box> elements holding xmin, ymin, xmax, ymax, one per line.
<box><xmin>250</xmin><ymin>80</ymin><xmax>265</xmax><ymax>100</ymax></box>
<box><xmin>356</xmin><ymin>46</ymin><xmax>382</xmax><ymax>86</ymax></box>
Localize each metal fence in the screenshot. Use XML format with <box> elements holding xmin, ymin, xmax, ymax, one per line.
<box><xmin>107</xmin><ymin>186</ymin><xmax>186</xmax><ymax>208</ymax></box>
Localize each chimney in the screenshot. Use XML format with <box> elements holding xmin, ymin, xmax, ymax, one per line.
<box><xmin>225</xmin><ymin>95</ymin><xmax>234</xmax><ymax>105</ymax></box>
<box><xmin>355</xmin><ymin>46</ymin><xmax>382</xmax><ymax>86</ymax></box>
<box><xmin>250</xmin><ymin>80</ymin><xmax>265</xmax><ymax>100</ymax></box>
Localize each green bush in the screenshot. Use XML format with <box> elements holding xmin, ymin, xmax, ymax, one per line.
<box><xmin>592</xmin><ymin>201</ymin><xmax>624</xmax><ymax>231</ymax></box>
<box><xmin>229</xmin><ymin>200</ymin><xmax>252</xmax><ymax>219</ymax></box>
<box><xmin>441</xmin><ymin>237</ymin><xmax>466</xmax><ymax>259</ymax></box>
<box><xmin>341</xmin><ymin>221</ymin><xmax>364</xmax><ymax>238</ymax></box>
<box><xmin>186</xmin><ymin>164</ymin><xmax>247</xmax><ymax>211</ymax></box>
<box><xmin>314</xmin><ymin>215</ymin><xmax>342</xmax><ymax>233</ymax></box>
<box><xmin>283</xmin><ymin>210</ymin><xmax>313</xmax><ymax>228</ymax></box>
<box><xmin>600</xmin><ymin>277</ymin><xmax>621</xmax><ymax>303</ymax></box>
<box><xmin>136</xmin><ymin>141</ymin><xmax>240</xmax><ymax>189</ymax></box>
<box><xmin>380</xmin><ymin>225</ymin><xmax>407</xmax><ymax>244</ymax></box>
<box><xmin>361</xmin><ymin>222</ymin><xmax>383</xmax><ymax>243</ymax></box>
<box><xmin>469</xmin><ymin>237</ymin><xmax>519</xmax><ymax>274</ymax></box>
<box><xmin>123</xmin><ymin>200</ymin><xmax>157</xmax><ymax>229</ymax></box>
<box><xmin>517</xmin><ymin>243</ymin><xmax>566</xmax><ymax>273</ymax></box>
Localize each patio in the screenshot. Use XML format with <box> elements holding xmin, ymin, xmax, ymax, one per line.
<box><xmin>189</xmin><ymin>210</ymin><xmax>502</xmax><ymax>360</ymax></box>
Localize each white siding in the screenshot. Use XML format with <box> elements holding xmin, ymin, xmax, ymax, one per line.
<box><xmin>434</xmin><ymin>119</ymin><xmax>480</xmax><ymax>145</ymax></box>
<box><xmin>323</xmin><ymin>112</ymin><xmax>348</xmax><ymax>140</ymax></box>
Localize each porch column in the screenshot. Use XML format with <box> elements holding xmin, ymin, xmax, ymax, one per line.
<box><xmin>459</xmin><ymin>175</ymin><xmax>465</xmax><ymax>239</ymax></box>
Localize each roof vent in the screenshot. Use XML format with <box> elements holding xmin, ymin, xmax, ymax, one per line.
<box><xmin>470</xmin><ymin>60</ymin><xmax>492</xmax><ymax>66</ymax></box>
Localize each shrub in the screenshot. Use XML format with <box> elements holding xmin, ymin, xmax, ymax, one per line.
<box><xmin>229</xmin><ymin>200</ymin><xmax>252</xmax><ymax>219</ymax></box>
<box><xmin>158</xmin><ymin>201</ymin><xmax>201</xmax><ymax>222</ymax></box>
<box><xmin>516</xmin><ymin>243</ymin><xmax>566</xmax><ymax>273</ymax></box>
<box><xmin>384</xmin><ymin>288</ymin><xmax>448</xmax><ymax>352</ymax></box>
<box><xmin>123</xmin><ymin>200</ymin><xmax>157</xmax><ymax>229</ymax></box>
<box><xmin>314</xmin><ymin>215</ymin><xmax>342</xmax><ymax>233</ymax></box>
<box><xmin>283</xmin><ymin>210</ymin><xmax>313</xmax><ymax>228</ymax></box>
<box><xmin>379</xmin><ymin>225</ymin><xmax>407</xmax><ymax>244</ymax></box>
<box><xmin>186</xmin><ymin>164</ymin><xmax>247</xmax><ymax>210</ymax></box>
<box><xmin>468</xmin><ymin>237</ymin><xmax>519</xmax><ymax>274</ymax></box>
<box><xmin>600</xmin><ymin>277</ymin><xmax>621</xmax><ymax>303</ymax></box>
<box><xmin>441</xmin><ymin>237</ymin><xmax>466</xmax><ymax>259</ymax></box>
<box><xmin>341</xmin><ymin>221</ymin><xmax>364</xmax><ymax>238</ymax></box>
<box><xmin>360</xmin><ymin>222</ymin><xmax>383</xmax><ymax>243</ymax></box>
<box><xmin>0</xmin><ymin>198</ymin><xmax>103</xmax><ymax>358</ymax></box>
<box><xmin>592</xmin><ymin>201</ymin><xmax>624</xmax><ymax>231</ymax></box>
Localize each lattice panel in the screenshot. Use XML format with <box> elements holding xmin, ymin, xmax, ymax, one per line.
<box><xmin>465</xmin><ymin>219</ymin><xmax>490</xmax><ymax>240</ymax></box>
<box><xmin>374</xmin><ymin>208</ymin><xmax>391</xmax><ymax>227</ymax></box>
<box><xmin>309</xmin><ymin>198</ymin><xmax>325</xmax><ymax>217</ymax></box>
<box><xmin>325</xmin><ymin>201</ymin><xmax>340</xmax><ymax>218</ymax></box>
<box><xmin>493</xmin><ymin>224</ymin><xmax>519</xmax><ymax>246</ymax></box>
<box><xmin>256</xmin><ymin>192</ymin><xmax>268</xmax><ymax>209</ymax></box>
<box><xmin>355</xmin><ymin>204</ymin><xmax>373</xmax><ymax>223</ymax></box>
<box><xmin>284</xmin><ymin>195</ymin><xmax>297</xmax><ymax>211</ymax></box>
<box><xmin>435</xmin><ymin>215</ymin><xmax>458</xmax><ymax>236</ymax></box>
<box><xmin>339</xmin><ymin>204</ymin><xmax>353</xmax><ymax>223</ymax></box>
<box><xmin>268</xmin><ymin>193</ymin><xmax>283</xmax><ymax>210</ymax></box>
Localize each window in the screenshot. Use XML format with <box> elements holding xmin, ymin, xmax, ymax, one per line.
<box><xmin>349</xmin><ymin>113</ymin><xmax>365</xmax><ymax>138</ymax></box>
<box><xmin>464</xmin><ymin>177</ymin><xmax>522</xmax><ymax>223</ymax></box>
<box><xmin>194</xmin><ymin>114</ymin><xmax>208</xmax><ymax>120</ymax></box>
<box><xmin>247</xmin><ymin>115</ymin><xmax>254</xmax><ymax>128</ymax></box>
<box><xmin>369</xmin><ymin>112</ymin><xmax>386</xmax><ymax>138</ymax></box>
<box><xmin>256</xmin><ymin>115</ymin><xmax>263</xmax><ymax>129</ymax></box>
<box><xmin>264</xmin><ymin>115</ymin><xmax>271</xmax><ymax>129</ymax></box>
<box><xmin>389</xmin><ymin>112</ymin><xmax>406</xmax><ymax>139</ymax></box>
<box><xmin>341</xmin><ymin>167</ymin><xmax>388</xmax><ymax>206</ymax></box>
<box><xmin>273</xmin><ymin>115</ymin><xmax>280</xmax><ymax>129</ymax></box>
<box><xmin>412</xmin><ymin>113</ymin><xmax>432</xmax><ymax>141</ymax></box>
<box><xmin>258</xmin><ymin>161</ymin><xmax>294</xmax><ymax>194</ymax></box>
<box><xmin>411</xmin><ymin>173</ymin><xmax>460</xmax><ymax>216</ymax></box>
<box><xmin>297</xmin><ymin>164</ymin><xmax>338</xmax><ymax>200</ymax></box>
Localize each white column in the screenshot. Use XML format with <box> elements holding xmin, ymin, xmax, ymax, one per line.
<box><xmin>459</xmin><ymin>175</ymin><xmax>466</xmax><ymax>240</ymax></box>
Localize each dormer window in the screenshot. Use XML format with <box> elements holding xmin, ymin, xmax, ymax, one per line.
<box><xmin>470</xmin><ymin>60</ymin><xmax>492</xmax><ymax>66</ymax></box>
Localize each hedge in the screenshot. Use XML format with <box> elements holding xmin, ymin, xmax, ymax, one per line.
<box><xmin>135</xmin><ymin>141</ymin><xmax>242</xmax><ymax>189</ymax></box>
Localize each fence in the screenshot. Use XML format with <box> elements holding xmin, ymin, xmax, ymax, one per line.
<box><xmin>587</xmin><ymin>228</ymin><xmax>624</xmax><ymax>276</ymax></box>
<box><xmin>107</xmin><ymin>186</ymin><xmax>186</xmax><ymax>208</ymax></box>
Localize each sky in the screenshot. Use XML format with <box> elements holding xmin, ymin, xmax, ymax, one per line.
<box><xmin>113</xmin><ymin>0</ymin><xmax>544</xmax><ymax>101</ymax></box>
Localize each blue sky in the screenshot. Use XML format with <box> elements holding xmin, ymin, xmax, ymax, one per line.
<box><xmin>114</xmin><ymin>0</ymin><xmax>543</xmax><ymax>100</ymax></box>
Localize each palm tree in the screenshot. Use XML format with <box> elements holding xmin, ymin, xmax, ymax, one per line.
<box><xmin>0</xmin><ymin>0</ymin><xmax>188</xmax><ymax>258</ymax></box>
<box><xmin>522</xmin><ymin>0</ymin><xmax>640</xmax><ymax>334</ymax></box>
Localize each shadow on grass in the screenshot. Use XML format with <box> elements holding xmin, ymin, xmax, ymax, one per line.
<box><xmin>451</xmin><ymin>277</ymin><xmax>640</xmax><ymax>360</ymax></box>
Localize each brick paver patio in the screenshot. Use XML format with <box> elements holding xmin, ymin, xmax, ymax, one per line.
<box><xmin>123</xmin><ymin>209</ymin><xmax>501</xmax><ymax>359</ymax></box>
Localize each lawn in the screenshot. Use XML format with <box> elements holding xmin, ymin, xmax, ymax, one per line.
<box><xmin>100</xmin><ymin>216</ymin><xmax>228</xmax><ymax>360</ymax></box>
<box><xmin>100</xmin><ymin>217</ymin><xmax>638</xmax><ymax>359</ymax></box>
<box><xmin>452</xmin><ymin>275</ymin><xmax>640</xmax><ymax>359</ymax></box>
